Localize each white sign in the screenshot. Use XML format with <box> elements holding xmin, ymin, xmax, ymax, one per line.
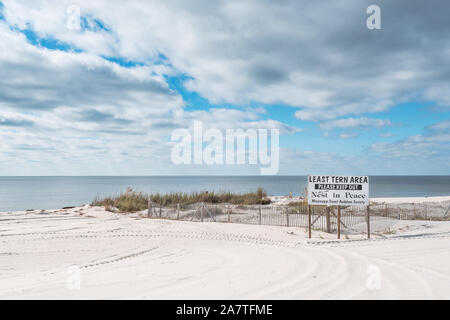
<box><xmin>307</xmin><ymin>175</ymin><xmax>369</xmax><ymax>206</ymax></box>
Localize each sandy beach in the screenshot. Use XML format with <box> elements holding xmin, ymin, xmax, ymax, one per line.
<box><xmin>1</xmin><ymin>200</ymin><xmax>450</xmax><ymax>300</ymax></box>
<box><xmin>370</xmin><ymin>196</ymin><xmax>450</xmax><ymax>204</ymax></box>
<box><xmin>268</xmin><ymin>195</ymin><xmax>450</xmax><ymax>206</ymax></box>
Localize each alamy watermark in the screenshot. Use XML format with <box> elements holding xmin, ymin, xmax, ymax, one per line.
<box><xmin>66</xmin><ymin>5</ymin><xmax>81</xmax><ymax>31</ymax></box>
<box><xmin>67</xmin><ymin>265</ymin><xmax>81</xmax><ymax>290</ymax></box>
<box><xmin>366</xmin><ymin>264</ymin><xmax>382</xmax><ymax>290</ymax></box>
<box><xmin>170</xmin><ymin>121</ymin><xmax>279</xmax><ymax>175</ymax></box>
<box><xmin>67</xmin><ymin>5</ymin><xmax>381</xmax><ymax>32</ymax></box>
<box><xmin>366</xmin><ymin>5</ymin><xmax>381</xmax><ymax>30</ymax></box>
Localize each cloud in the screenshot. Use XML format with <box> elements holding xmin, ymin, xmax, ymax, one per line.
<box><xmin>0</xmin><ymin>17</ymin><xmax>300</xmax><ymax>174</ymax></box>
<box><xmin>339</xmin><ymin>132</ymin><xmax>359</xmax><ymax>139</ymax></box>
<box><xmin>0</xmin><ymin>22</ymin><xmax>183</xmax><ymax>117</ymax></box>
<box><xmin>319</xmin><ymin>117</ymin><xmax>392</xmax><ymax>131</ymax></box>
<box><xmin>379</xmin><ymin>132</ymin><xmax>396</xmax><ymax>138</ymax></box>
<box><xmin>427</xmin><ymin>119</ymin><xmax>450</xmax><ymax>131</ymax></box>
<box><xmin>370</xmin><ymin>133</ymin><xmax>450</xmax><ymax>159</ymax></box>
<box><xmin>2</xmin><ymin>0</ymin><xmax>450</xmax><ymax>121</ymax></box>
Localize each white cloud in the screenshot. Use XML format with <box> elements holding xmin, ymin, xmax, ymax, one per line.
<box><xmin>427</xmin><ymin>119</ymin><xmax>450</xmax><ymax>131</ymax></box>
<box><xmin>371</xmin><ymin>133</ymin><xmax>450</xmax><ymax>159</ymax></box>
<box><xmin>319</xmin><ymin>117</ymin><xmax>392</xmax><ymax>131</ymax></box>
<box><xmin>379</xmin><ymin>132</ymin><xmax>396</xmax><ymax>138</ymax></box>
<box><xmin>0</xmin><ymin>19</ymin><xmax>301</xmax><ymax>174</ymax></box>
<box><xmin>2</xmin><ymin>0</ymin><xmax>450</xmax><ymax>121</ymax></box>
<box><xmin>339</xmin><ymin>132</ymin><xmax>359</xmax><ymax>139</ymax></box>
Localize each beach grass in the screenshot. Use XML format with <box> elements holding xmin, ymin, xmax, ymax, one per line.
<box><xmin>92</xmin><ymin>187</ymin><xmax>270</xmax><ymax>212</ymax></box>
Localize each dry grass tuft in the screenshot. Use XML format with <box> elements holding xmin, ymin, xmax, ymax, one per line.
<box><xmin>92</xmin><ymin>187</ymin><xmax>270</xmax><ymax>213</ymax></box>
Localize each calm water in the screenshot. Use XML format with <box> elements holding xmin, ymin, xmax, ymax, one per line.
<box><xmin>0</xmin><ymin>176</ymin><xmax>449</xmax><ymax>212</ymax></box>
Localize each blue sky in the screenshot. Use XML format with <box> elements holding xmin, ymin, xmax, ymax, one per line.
<box><xmin>0</xmin><ymin>0</ymin><xmax>449</xmax><ymax>175</ymax></box>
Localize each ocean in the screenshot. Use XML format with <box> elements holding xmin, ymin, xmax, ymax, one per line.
<box><xmin>0</xmin><ymin>176</ymin><xmax>449</xmax><ymax>212</ymax></box>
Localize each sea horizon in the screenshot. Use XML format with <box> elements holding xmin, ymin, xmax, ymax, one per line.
<box><xmin>1</xmin><ymin>175</ymin><xmax>449</xmax><ymax>212</ymax></box>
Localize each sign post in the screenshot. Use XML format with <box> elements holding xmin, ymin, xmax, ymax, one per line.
<box><xmin>308</xmin><ymin>175</ymin><xmax>370</xmax><ymax>239</ymax></box>
<box><xmin>337</xmin><ymin>206</ymin><xmax>341</xmax><ymax>239</ymax></box>
<box><xmin>308</xmin><ymin>205</ymin><xmax>312</xmax><ymax>239</ymax></box>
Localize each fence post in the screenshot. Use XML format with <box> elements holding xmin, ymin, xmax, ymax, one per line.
<box><xmin>227</xmin><ymin>205</ymin><xmax>230</xmax><ymax>223</ymax></box>
<box><xmin>147</xmin><ymin>199</ymin><xmax>152</xmax><ymax>218</ymax></box>
<box><xmin>337</xmin><ymin>206</ymin><xmax>341</xmax><ymax>240</ymax></box>
<box><xmin>366</xmin><ymin>205</ymin><xmax>370</xmax><ymax>240</ymax></box>
<box><xmin>259</xmin><ymin>206</ymin><xmax>262</xmax><ymax>225</ymax></box>
<box><xmin>201</xmin><ymin>203</ymin><xmax>204</xmax><ymax>222</ymax></box>
<box><xmin>177</xmin><ymin>203</ymin><xmax>180</xmax><ymax>220</ymax></box>
<box><xmin>308</xmin><ymin>205</ymin><xmax>312</xmax><ymax>239</ymax></box>
<box><xmin>159</xmin><ymin>203</ymin><xmax>162</xmax><ymax>219</ymax></box>
<box><xmin>286</xmin><ymin>208</ymin><xmax>289</xmax><ymax>227</ymax></box>
<box><xmin>384</xmin><ymin>203</ymin><xmax>388</xmax><ymax>217</ymax></box>
<box><xmin>326</xmin><ymin>206</ymin><xmax>331</xmax><ymax>233</ymax></box>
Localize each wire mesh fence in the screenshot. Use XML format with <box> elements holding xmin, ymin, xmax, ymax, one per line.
<box><xmin>369</xmin><ymin>202</ymin><xmax>450</xmax><ymax>220</ymax></box>
<box><xmin>145</xmin><ymin>200</ymin><xmax>450</xmax><ymax>235</ymax></box>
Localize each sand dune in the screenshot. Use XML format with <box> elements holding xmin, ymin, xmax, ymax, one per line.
<box><xmin>1</xmin><ymin>206</ymin><xmax>450</xmax><ymax>299</ymax></box>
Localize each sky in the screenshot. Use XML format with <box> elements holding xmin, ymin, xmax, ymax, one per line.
<box><xmin>0</xmin><ymin>0</ymin><xmax>449</xmax><ymax>176</ymax></box>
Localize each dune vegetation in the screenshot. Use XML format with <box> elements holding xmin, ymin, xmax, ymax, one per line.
<box><xmin>92</xmin><ymin>187</ymin><xmax>271</xmax><ymax>212</ymax></box>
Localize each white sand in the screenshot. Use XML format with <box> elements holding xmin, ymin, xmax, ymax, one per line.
<box><xmin>269</xmin><ymin>195</ymin><xmax>450</xmax><ymax>206</ymax></box>
<box><xmin>370</xmin><ymin>195</ymin><xmax>450</xmax><ymax>204</ymax></box>
<box><xmin>1</xmin><ymin>206</ymin><xmax>450</xmax><ymax>299</ymax></box>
